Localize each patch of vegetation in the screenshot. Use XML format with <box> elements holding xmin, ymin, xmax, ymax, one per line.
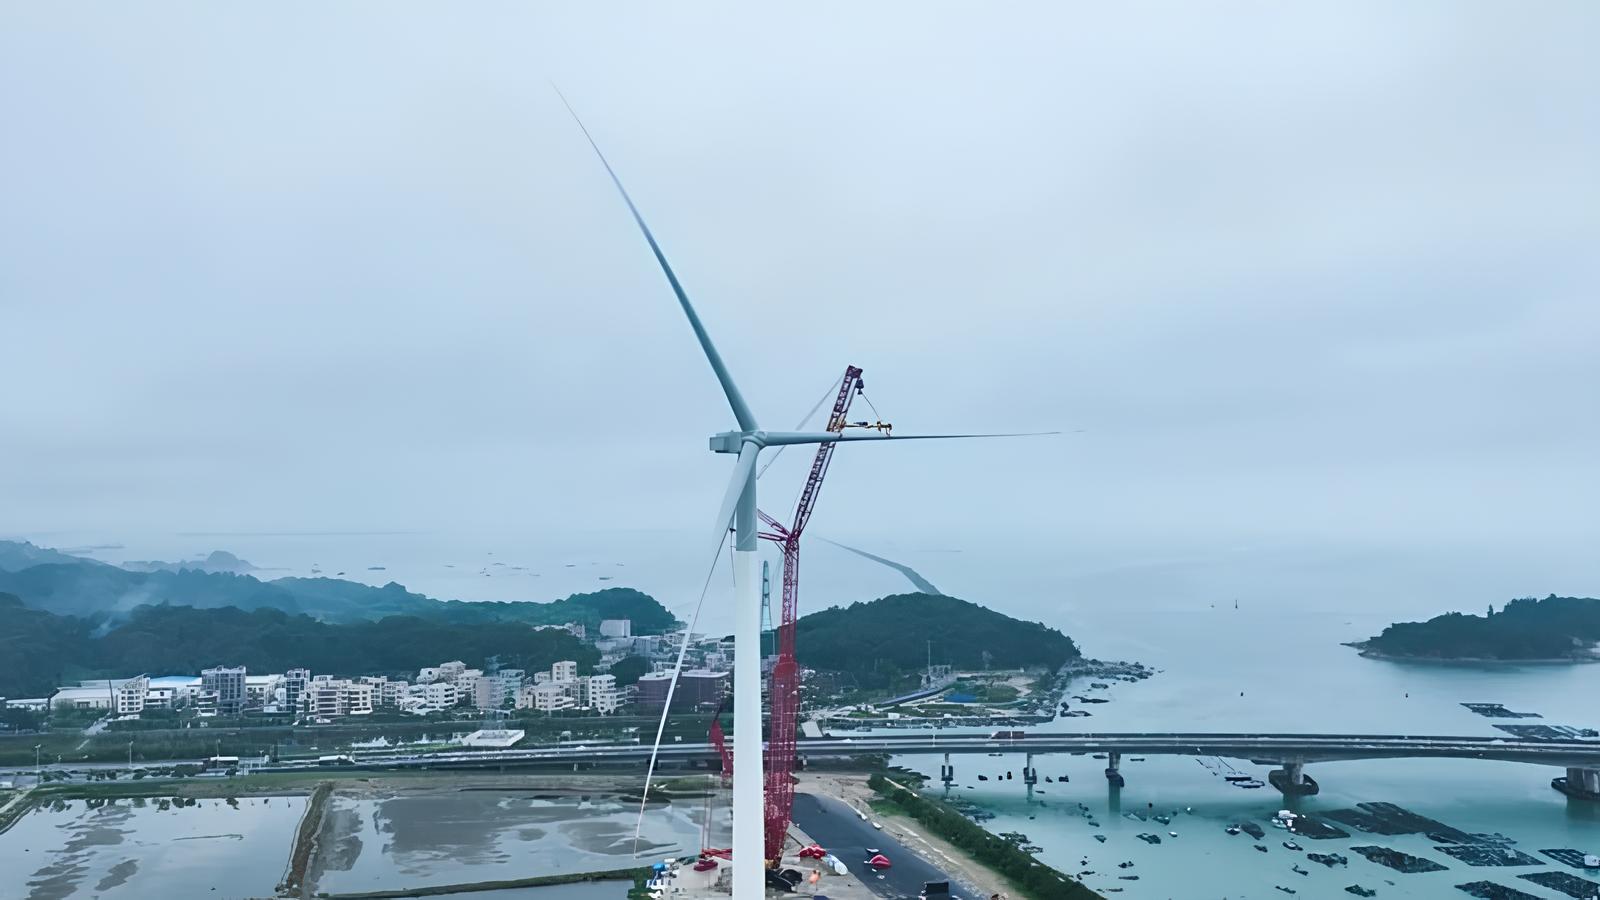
<box><xmin>1358</xmin><ymin>596</ymin><xmax>1600</xmax><ymax>661</ymax></box>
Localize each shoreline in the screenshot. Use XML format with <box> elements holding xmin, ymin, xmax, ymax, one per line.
<box><xmin>1344</xmin><ymin>642</ymin><xmax>1600</xmax><ymax>665</ymax></box>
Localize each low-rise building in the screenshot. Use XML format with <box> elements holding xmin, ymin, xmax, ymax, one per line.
<box><xmin>634</xmin><ymin>669</ymin><xmax>728</xmax><ymax>713</ymax></box>
<box><xmin>408</xmin><ymin>680</ymin><xmax>457</xmax><ymax>711</ymax></box>
<box><xmin>583</xmin><ymin>674</ymin><xmax>620</xmax><ymax>715</ymax></box>
<box><xmin>201</xmin><ymin>666</ymin><xmax>247</xmax><ymax>716</ymax></box>
<box><xmin>523</xmin><ymin>681</ymin><xmax>577</xmax><ymax>713</ymax></box>
<box><xmin>303</xmin><ymin>677</ymin><xmax>374</xmax><ymax>718</ymax></box>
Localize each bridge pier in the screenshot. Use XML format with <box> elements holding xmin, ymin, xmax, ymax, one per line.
<box><xmin>1023</xmin><ymin>752</ymin><xmax>1037</xmax><ymax>786</ymax></box>
<box><xmin>940</xmin><ymin>752</ymin><xmax>954</xmax><ymax>787</ymax></box>
<box><xmin>1105</xmin><ymin>751</ymin><xmax>1124</xmax><ymax>788</ymax></box>
<box><xmin>1269</xmin><ymin>762</ymin><xmax>1319</xmax><ymax>796</ymax></box>
<box><xmin>1554</xmin><ymin>767</ymin><xmax>1600</xmax><ymax>801</ymax></box>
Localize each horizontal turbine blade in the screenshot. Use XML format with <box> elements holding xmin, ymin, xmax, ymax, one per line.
<box><xmin>758</xmin><ymin>430</ymin><xmax>1060</xmax><ymax>447</ymax></box>
<box><xmin>555</xmin><ymin>89</ymin><xmax>759</xmax><ymax>433</ymax></box>
<box><xmin>711</xmin><ymin>441</ymin><xmax>759</xmax><ymax>548</ymax></box>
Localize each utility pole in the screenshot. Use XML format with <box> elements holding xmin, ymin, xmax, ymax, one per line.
<box><xmin>127</xmin><ymin>740</ymin><xmax>134</xmax><ymax>770</ymax></box>
<box><xmin>34</xmin><ymin>743</ymin><xmax>42</xmax><ymax>783</ymax></box>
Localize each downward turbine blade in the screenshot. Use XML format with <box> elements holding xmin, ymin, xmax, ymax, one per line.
<box><xmin>758</xmin><ymin>430</ymin><xmax>1061</xmax><ymax>447</ymax></box>
<box><xmin>711</xmin><ymin>442</ymin><xmax>759</xmax><ymax>547</ymax></box>
<box><xmin>555</xmin><ymin>89</ymin><xmax>759</xmax><ymax>433</ymax></box>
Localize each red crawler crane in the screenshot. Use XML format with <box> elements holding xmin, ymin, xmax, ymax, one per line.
<box><xmin>754</xmin><ymin>364</ymin><xmax>870</xmax><ymax>863</ymax></box>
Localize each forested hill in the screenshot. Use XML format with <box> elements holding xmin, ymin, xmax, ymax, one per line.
<box><xmin>0</xmin><ymin>592</ymin><xmax>598</xmax><ymax>700</ymax></box>
<box><xmin>0</xmin><ymin>541</ymin><xmax>676</xmax><ymax>633</ymax></box>
<box><xmin>1354</xmin><ymin>595</ymin><xmax>1600</xmax><ymax>661</ymax></box>
<box><xmin>794</xmin><ymin>593</ymin><xmax>1079</xmax><ymax>688</ymax></box>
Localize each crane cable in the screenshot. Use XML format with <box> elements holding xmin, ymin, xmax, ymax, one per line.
<box><xmin>757</xmin><ymin>374</ymin><xmax>846</xmax><ymax>481</ymax></box>
<box><xmin>631</xmin><ymin>529</ymin><xmax>730</xmax><ymax>858</ymax></box>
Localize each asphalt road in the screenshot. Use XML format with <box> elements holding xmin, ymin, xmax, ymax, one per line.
<box><xmin>789</xmin><ymin>791</ymin><xmax>975</xmax><ymax>900</ymax></box>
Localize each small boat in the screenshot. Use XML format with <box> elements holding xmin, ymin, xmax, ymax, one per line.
<box><xmin>866</xmin><ymin>853</ymin><xmax>891</xmax><ymax>868</ymax></box>
<box><xmin>1283</xmin><ymin>841</ymin><xmax>1302</xmax><ymax>851</ymax></box>
<box><xmin>1237</xmin><ymin>779</ymin><xmax>1265</xmax><ymax>789</ymax></box>
<box><xmin>1168</xmin><ymin>831</ymin><xmax>1178</xmax><ymax>838</ymax></box>
<box><xmin>1255</xmin><ymin>844</ymin><xmax>1269</xmax><ymax>852</ymax></box>
<box><xmin>692</xmin><ymin>859</ymin><xmax>718</xmax><ymax>872</ymax></box>
<box><xmin>1225</xmin><ymin>825</ymin><xmax>1241</xmax><ymax>835</ymax></box>
<box><xmin>1292</xmin><ymin>865</ymin><xmax>1308</xmax><ymax>876</ymax></box>
<box><xmin>1225</xmin><ymin>774</ymin><xmax>1254</xmax><ymax>783</ymax></box>
<box><xmin>1094</xmin><ymin>834</ymin><xmax>1107</xmax><ymax>843</ymax></box>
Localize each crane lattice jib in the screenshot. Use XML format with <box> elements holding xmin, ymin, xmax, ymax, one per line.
<box><xmin>758</xmin><ymin>365</ymin><xmax>863</xmax><ymax>863</ymax></box>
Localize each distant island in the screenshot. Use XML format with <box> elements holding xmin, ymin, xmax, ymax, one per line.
<box><xmin>0</xmin><ymin>540</ymin><xmax>677</xmax><ymax>633</ymax></box>
<box><xmin>1350</xmin><ymin>595</ymin><xmax>1600</xmax><ymax>662</ymax></box>
<box><xmin>122</xmin><ymin>549</ymin><xmax>258</xmax><ymax>575</ymax></box>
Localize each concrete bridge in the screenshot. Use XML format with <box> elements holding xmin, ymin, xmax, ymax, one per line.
<box><xmin>314</xmin><ymin>731</ymin><xmax>1600</xmax><ymax>799</ymax></box>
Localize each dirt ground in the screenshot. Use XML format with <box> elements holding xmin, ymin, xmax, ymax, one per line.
<box><xmin>795</xmin><ymin>772</ymin><xmax>1015</xmax><ymax>900</ymax></box>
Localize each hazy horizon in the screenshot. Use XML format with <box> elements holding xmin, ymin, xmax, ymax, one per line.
<box><xmin>4</xmin><ymin>3</ymin><xmax>1596</xmax><ymax>618</ymax></box>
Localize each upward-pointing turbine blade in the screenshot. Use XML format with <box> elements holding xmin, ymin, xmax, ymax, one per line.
<box><xmin>758</xmin><ymin>430</ymin><xmax>1060</xmax><ymax>447</ymax></box>
<box><xmin>711</xmin><ymin>441</ymin><xmax>760</xmax><ymax>547</ymax></box>
<box><xmin>555</xmin><ymin>89</ymin><xmax>759</xmax><ymax>433</ymax></box>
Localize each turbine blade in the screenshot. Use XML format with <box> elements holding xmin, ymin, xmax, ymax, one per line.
<box><xmin>758</xmin><ymin>430</ymin><xmax>1061</xmax><ymax>447</ymax></box>
<box><xmin>711</xmin><ymin>441</ymin><xmax>760</xmax><ymax>547</ymax></box>
<box><xmin>555</xmin><ymin>89</ymin><xmax>759</xmax><ymax>432</ymax></box>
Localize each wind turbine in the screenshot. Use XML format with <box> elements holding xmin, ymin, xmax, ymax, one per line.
<box><xmin>560</xmin><ymin>97</ymin><xmax>1048</xmax><ymax>898</ymax></box>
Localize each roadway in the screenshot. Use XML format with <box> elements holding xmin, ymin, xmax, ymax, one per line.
<box><xmin>790</xmin><ymin>791</ymin><xmax>970</xmax><ymax>899</ymax></box>
<box><xmin>282</xmin><ymin>732</ymin><xmax>1600</xmax><ymax>774</ymax></box>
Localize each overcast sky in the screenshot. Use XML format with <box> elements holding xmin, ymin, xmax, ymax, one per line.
<box><xmin>2</xmin><ymin>3</ymin><xmax>1596</xmax><ymax>590</ymax></box>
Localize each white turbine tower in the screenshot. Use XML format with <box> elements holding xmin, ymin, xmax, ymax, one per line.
<box><xmin>561</xmin><ymin>98</ymin><xmax>1048</xmax><ymax>897</ymax></box>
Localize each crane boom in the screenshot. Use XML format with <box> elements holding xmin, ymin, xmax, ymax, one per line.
<box><xmin>758</xmin><ymin>365</ymin><xmax>864</xmax><ymax>862</ymax></box>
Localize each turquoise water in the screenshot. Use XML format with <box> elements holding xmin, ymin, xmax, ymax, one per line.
<box><xmin>882</xmin><ymin>603</ymin><xmax>1600</xmax><ymax>899</ymax></box>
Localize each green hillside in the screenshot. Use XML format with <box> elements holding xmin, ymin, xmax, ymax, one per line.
<box><xmin>794</xmin><ymin>592</ymin><xmax>1079</xmax><ymax>691</ymax></box>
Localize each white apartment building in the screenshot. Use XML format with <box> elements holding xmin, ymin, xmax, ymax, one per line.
<box><xmin>583</xmin><ymin>674</ymin><xmax>620</xmax><ymax>715</ymax></box>
<box><xmin>472</xmin><ymin>670</ymin><xmax>524</xmax><ymax>710</ymax></box>
<box><xmin>303</xmin><ymin>678</ymin><xmax>374</xmax><ymax>718</ymax></box>
<box><xmin>282</xmin><ymin>669</ymin><xmax>312</xmax><ymax>711</ymax></box>
<box><xmin>113</xmin><ymin>676</ymin><xmax>149</xmax><ymax>715</ymax></box>
<box><xmin>408</xmin><ymin>681</ymin><xmax>458</xmax><ymax>711</ymax></box>
<box><xmin>523</xmin><ymin>681</ymin><xmax>577</xmax><ymax>713</ymax></box>
<box><xmin>356</xmin><ymin>676</ymin><xmax>409</xmax><ymax>707</ymax></box>
<box><xmin>380</xmin><ymin>680</ymin><xmax>409</xmax><ymax>707</ymax></box>
<box><xmin>245</xmin><ymin>674</ymin><xmax>281</xmax><ymax>709</ymax></box>
<box><xmin>599</xmin><ymin>619</ymin><xmax>631</xmax><ymax>639</ymax></box>
<box><xmin>550</xmin><ymin>661</ymin><xmax>578</xmax><ymax>683</ymax></box>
